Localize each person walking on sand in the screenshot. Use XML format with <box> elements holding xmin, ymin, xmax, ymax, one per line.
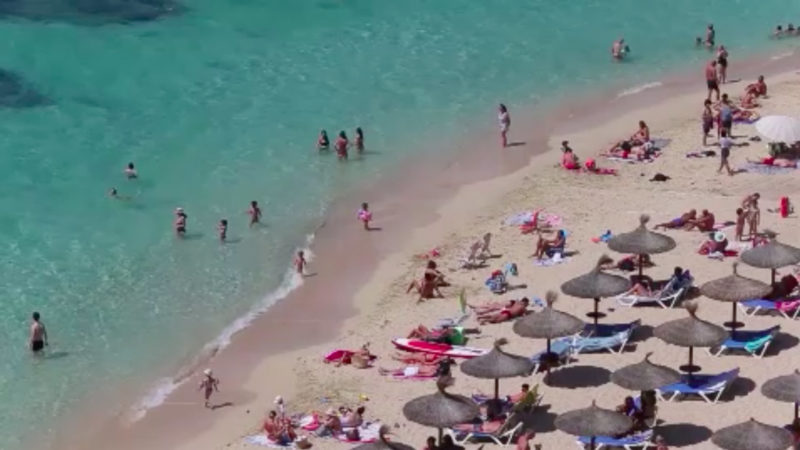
<box><xmin>218</xmin><ymin>219</ymin><xmax>228</xmax><ymax>242</ymax></box>
<box><xmin>716</xmin><ymin>45</ymin><xmax>729</xmax><ymax>84</ymax></box>
<box><xmin>718</xmin><ymin>130</ymin><xmax>734</xmax><ymax>176</ymax></box>
<box><xmin>198</xmin><ymin>369</ymin><xmax>219</xmax><ymax>408</ymax></box>
<box><xmin>702</xmin><ymin>99</ymin><xmax>714</xmax><ymax>146</ymax></box>
<box><xmin>124</xmin><ymin>162</ymin><xmax>137</xmax><ymax>179</ymax></box>
<box><xmin>719</xmin><ymin>94</ymin><xmax>733</xmax><ymax>137</ymax></box>
<box><xmin>498</xmin><ymin>104</ymin><xmax>510</xmax><ymax>147</ymax></box>
<box><xmin>174</xmin><ymin>207</ymin><xmax>187</xmax><ymax>237</ymax></box>
<box><xmin>705</xmin><ymin>60</ymin><xmax>720</xmax><ymax>101</ymax></box>
<box><xmin>294</xmin><ymin>250</ymin><xmax>307</xmax><ymax>275</ymax></box>
<box><xmin>358</xmin><ymin>202</ymin><xmax>372</xmax><ymax>230</ymax></box>
<box><xmin>248</xmin><ymin>200</ymin><xmax>262</xmax><ymax>227</ymax></box>
<box><xmin>29</xmin><ymin>312</ymin><xmax>48</xmax><ymax>354</ymax></box>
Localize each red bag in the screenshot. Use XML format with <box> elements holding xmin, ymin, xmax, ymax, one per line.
<box><xmin>780</xmin><ymin>197</ymin><xmax>790</xmax><ymax>218</ymax></box>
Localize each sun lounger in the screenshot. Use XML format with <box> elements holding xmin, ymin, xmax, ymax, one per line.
<box><xmin>657</xmin><ymin>368</ymin><xmax>739</xmax><ymax>403</ymax></box>
<box><xmin>739</xmin><ymin>298</ymin><xmax>800</xmax><ymax>319</ymax></box>
<box><xmin>448</xmin><ymin>414</ymin><xmax>523</xmax><ymax>446</ymax></box>
<box><xmin>617</xmin><ymin>286</ymin><xmax>687</xmax><ymax>309</ymax></box>
<box><xmin>583</xmin><ymin>320</ymin><xmax>641</xmax><ymax>337</ymax></box>
<box><xmin>531</xmin><ymin>338</ymin><xmax>573</xmax><ymax>373</ymax></box>
<box><xmin>708</xmin><ymin>326</ymin><xmax>779</xmax><ymax>358</ymax></box>
<box><xmin>571</xmin><ymin>328</ymin><xmax>634</xmax><ymax>355</ymax></box>
<box><xmin>575</xmin><ymin>429</ymin><xmax>654</xmax><ymax>449</ymax></box>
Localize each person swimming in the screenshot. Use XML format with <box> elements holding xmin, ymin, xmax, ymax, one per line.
<box><xmin>174</xmin><ymin>207</ymin><xmax>187</xmax><ymax>237</ymax></box>
<box><xmin>611</xmin><ymin>38</ymin><xmax>629</xmax><ymax>60</ymax></box>
<box><xmin>335</xmin><ymin>131</ymin><xmax>349</xmax><ymax>160</ymax></box>
<box><xmin>124</xmin><ymin>162</ymin><xmax>137</xmax><ymax>179</ymax></box>
<box><xmin>354</xmin><ymin>127</ymin><xmax>364</xmax><ymax>153</ymax></box>
<box><xmin>317</xmin><ymin>130</ymin><xmax>330</xmax><ymax>150</ymax></box>
<box><xmin>218</xmin><ymin>219</ymin><xmax>228</xmax><ymax>241</ymax></box>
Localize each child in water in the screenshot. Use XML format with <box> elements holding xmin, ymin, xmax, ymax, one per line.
<box><xmin>295</xmin><ymin>250</ymin><xmax>306</xmax><ymax>275</ymax></box>
<box><xmin>198</xmin><ymin>369</ymin><xmax>220</xmax><ymax>408</ymax></box>
<box><xmin>218</xmin><ymin>219</ymin><xmax>228</xmax><ymax>242</ymax></box>
<box><xmin>358</xmin><ymin>203</ymin><xmax>372</xmax><ymax>230</ymax></box>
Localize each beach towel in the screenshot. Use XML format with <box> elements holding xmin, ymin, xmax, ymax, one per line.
<box><xmin>533</xmin><ymin>254</ymin><xmax>570</xmax><ymax>267</ymax></box>
<box><xmin>243</xmin><ymin>435</ymin><xmax>297</xmax><ymax>448</ymax></box>
<box><xmin>335</xmin><ymin>422</ymin><xmax>382</xmax><ymax>443</ymax></box>
<box><xmin>712</xmin><ymin>221</ymin><xmax>735</xmax><ymax>230</ymax></box>
<box><xmin>591</xmin><ymin>230</ymin><xmax>612</xmax><ymax>243</ymax></box>
<box><xmin>741</xmin><ymin>162</ymin><xmax>797</xmax><ymax>175</ymax></box>
<box><xmin>380</xmin><ymin>366</ymin><xmax>436</xmax><ymax>380</ymax></box>
<box><xmin>505</xmin><ymin>210</ymin><xmax>562</xmax><ymax>228</ymax></box>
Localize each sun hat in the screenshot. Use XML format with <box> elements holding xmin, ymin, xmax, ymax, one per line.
<box><xmin>714</xmin><ymin>231</ymin><xmax>726</xmax><ymax>243</ymax></box>
<box><xmin>176</xmin><ymin>207</ymin><xmax>184</xmax><ymax>213</ymax></box>
<box><xmin>274</xmin><ymin>395</ymin><xmax>283</xmax><ymax>404</ymax></box>
<box><xmin>203</xmin><ymin>369</ymin><xmax>212</xmax><ymax>376</ymax></box>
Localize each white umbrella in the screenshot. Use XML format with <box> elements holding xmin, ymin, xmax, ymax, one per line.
<box><xmin>755</xmin><ymin>115</ymin><xmax>800</xmax><ymax>143</ymax></box>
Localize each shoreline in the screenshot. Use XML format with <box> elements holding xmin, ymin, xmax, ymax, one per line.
<box><xmin>62</xmin><ymin>46</ymin><xmax>800</xmax><ymax>450</ymax></box>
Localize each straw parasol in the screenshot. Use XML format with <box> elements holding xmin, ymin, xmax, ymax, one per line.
<box><xmin>560</xmin><ymin>255</ymin><xmax>631</xmax><ymax>327</ymax></box>
<box><xmin>513</xmin><ymin>291</ymin><xmax>584</xmax><ymax>378</ymax></box>
<box><xmin>611</xmin><ymin>352</ymin><xmax>681</xmax><ymax>391</ymax></box>
<box><xmin>402</xmin><ymin>376</ymin><xmax>480</xmax><ymax>443</ymax></box>
<box><xmin>712</xmin><ymin>418</ymin><xmax>793</xmax><ymax>450</ymax></box>
<box><xmin>460</xmin><ymin>338</ymin><xmax>534</xmax><ymax>399</ymax></box>
<box><xmin>352</xmin><ymin>425</ymin><xmax>415</xmax><ymax>450</ymax></box>
<box><xmin>700</xmin><ymin>263</ymin><xmax>771</xmax><ymax>330</ymax></box>
<box><xmin>762</xmin><ymin>370</ymin><xmax>800</xmax><ymax>421</ymax></box>
<box><xmin>755</xmin><ymin>115</ymin><xmax>800</xmax><ymax>143</ymax></box>
<box><xmin>654</xmin><ymin>302</ymin><xmax>728</xmax><ymax>373</ymax></box>
<box><xmin>607</xmin><ymin>215</ymin><xmax>677</xmax><ymax>277</ymax></box>
<box><xmin>555</xmin><ymin>400</ymin><xmax>633</xmax><ymax>450</ymax></box>
<box><xmin>740</xmin><ymin>238</ymin><xmax>800</xmax><ymax>284</ymax></box>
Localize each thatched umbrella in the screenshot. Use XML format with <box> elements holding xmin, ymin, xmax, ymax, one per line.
<box><xmin>741</xmin><ymin>238</ymin><xmax>800</xmax><ymax>284</ymax></box>
<box><xmin>654</xmin><ymin>302</ymin><xmax>728</xmax><ymax>374</ymax></box>
<box><xmin>712</xmin><ymin>418</ymin><xmax>793</xmax><ymax>450</ymax></box>
<box><xmin>555</xmin><ymin>400</ymin><xmax>633</xmax><ymax>450</ymax></box>
<box><xmin>611</xmin><ymin>352</ymin><xmax>681</xmax><ymax>391</ymax></box>
<box><xmin>460</xmin><ymin>338</ymin><xmax>534</xmax><ymax>400</ymax></box>
<box><xmin>513</xmin><ymin>291</ymin><xmax>584</xmax><ymax>378</ymax></box>
<box><xmin>561</xmin><ymin>255</ymin><xmax>631</xmax><ymax>327</ymax></box>
<box><xmin>700</xmin><ymin>263</ymin><xmax>772</xmax><ymax>331</ymax></box>
<box><xmin>353</xmin><ymin>425</ymin><xmax>415</xmax><ymax>450</ymax></box>
<box><xmin>762</xmin><ymin>370</ymin><xmax>800</xmax><ymax>421</ymax></box>
<box><xmin>607</xmin><ymin>215</ymin><xmax>677</xmax><ymax>277</ymax></box>
<box><xmin>402</xmin><ymin>376</ymin><xmax>480</xmax><ymax>443</ymax></box>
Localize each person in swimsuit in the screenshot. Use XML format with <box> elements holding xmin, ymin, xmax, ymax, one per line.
<box><xmin>498</xmin><ymin>104</ymin><xmax>510</xmax><ymax>147</ymax></box>
<box><xmin>718</xmin><ymin>130</ymin><xmax>734</xmax><ymax>176</ymax></box>
<box><xmin>684</xmin><ymin>209</ymin><xmax>715</xmax><ymax>231</ymax></box>
<box><xmin>719</xmin><ymin>94</ymin><xmax>733</xmax><ymax>137</ymax></box>
<box><xmin>174</xmin><ymin>207</ymin><xmax>187</xmax><ymax>237</ymax></box>
<box><xmin>317</xmin><ymin>130</ymin><xmax>329</xmax><ymax>150</ymax></box>
<box><xmin>248</xmin><ymin>200</ymin><xmax>262</xmax><ymax>227</ymax></box>
<box><xmin>745</xmin><ymin>75</ymin><xmax>768</xmax><ymax>98</ymax></box>
<box><xmin>217</xmin><ymin>219</ymin><xmax>227</xmax><ymax>242</ymax></box>
<box><xmin>335</xmin><ymin>131</ymin><xmax>349</xmax><ymax>160</ymax></box>
<box><xmin>294</xmin><ymin>250</ymin><xmax>306</xmax><ymax>275</ymax></box>
<box><xmin>358</xmin><ymin>202</ymin><xmax>372</xmax><ymax>230</ymax></box>
<box><xmin>124</xmin><ymin>162</ymin><xmax>137</xmax><ymax>179</ymax></box>
<box><xmin>742</xmin><ymin>193</ymin><xmax>760</xmax><ymax>239</ymax></box>
<box><xmin>705</xmin><ymin>24</ymin><xmax>715</xmax><ymax>48</ymax></box>
<box><xmin>611</xmin><ymin>38</ymin><xmax>626</xmax><ymax>60</ymax></box>
<box><xmin>198</xmin><ymin>368</ymin><xmax>220</xmax><ymax>408</ymax></box>
<box><xmin>29</xmin><ymin>311</ymin><xmax>48</xmax><ymax>353</ymax></box>
<box><xmin>774</xmin><ymin>25</ymin><xmax>784</xmax><ymax>38</ymax></box>
<box><xmin>354</xmin><ymin>127</ymin><xmax>364</xmax><ymax>153</ymax></box>
<box><xmin>478</xmin><ymin>298</ymin><xmax>529</xmax><ymax>324</ymax></box>
<box><xmin>705</xmin><ymin>60</ymin><xmax>720</xmax><ymax>101</ymax></box>
<box><xmin>702</xmin><ymin>99</ymin><xmax>714</xmax><ymax>146</ymax></box>
<box><xmin>561</xmin><ymin>147</ymin><xmax>579</xmax><ymax>170</ymax></box>
<box><xmin>632</xmin><ymin>120</ymin><xmax>650</xmax><ymax>144</ymax></box>
<box><xmin>716</xmin><ymin>45</ymin><xmax>729</xmax><ymax>84</ymax></box>
<box><xmin>655</xmin><ymin>210</ymin><xmax>696</xmax><ymax>230</ymax></box>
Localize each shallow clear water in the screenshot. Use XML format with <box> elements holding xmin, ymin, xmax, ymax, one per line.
<box><xmin>0</xmin><ymin>1</ymin><xmax>797</xmax><ymax>448</ymax></box>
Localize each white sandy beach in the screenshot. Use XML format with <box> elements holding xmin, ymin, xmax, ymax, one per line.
<box><xmin>83</xmin><ymin>67</ymin><xmax>800</xmax><ymax>450</ymax></box>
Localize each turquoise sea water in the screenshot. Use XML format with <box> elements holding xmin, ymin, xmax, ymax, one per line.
<box><xmin>0</xmin><ymin>1</ymin><xmax>798</xmax><ymax>448</ymax></box>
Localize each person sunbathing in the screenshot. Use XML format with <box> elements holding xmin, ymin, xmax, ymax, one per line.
<box><xmin>407</xmin><ymin>268</ymin><xmax>444</xmax><ymax>302</ymax></box>
<box><xmin>606</xmin><ymin>139</ymin><xmax>656</xmax><ymax>160</ymax></box>
<box><xmin>767</xmin><ymin>274</ymin><xmax>799</xmax><ymax>300</ymax></box>
<box><xmin>340</xmin><ymin>406</ymin><xmax>365</xmax><ymax>428</ymax></box>
<box><xmin>392</xmin><ymin>352</ymin><xmax>444</xmax><ymax>365</ymax></box>
<box><xmin>329</xmin><ymin>343</ymin><xmax>374</xmax><ymax>367</ymax></box>
<box><xmin>407</xmin><ymin>324</ymin><xmax>455</xmax><ymax>343</ymax></box>
<box><xmin>630</xmin><ymin>120</ymin><xmax>650</xmax><ymax>144</ymax></box>
<box><xmin>604</xmin><ymin>254</ymin><xmax>654</xmax><ymax>272</ymax></box>
<box><xmin>584</xmin><ymin>158</ymin><xmax>617</xmax><ymax>175</ymax></box>
<box><xmin>478</xmin><ymin>298</ymin><xmax>529</xmax><ymax>324</ymax></box>
<box><xmin>655</xmin><ymin>210</ymin><xmax>696</xmax><ymax>230</ymax></box>
<box><xmin>533</xmin><ymin>230</ymin><xmax>566</xmax><ymax>259</ymax></box>
<box><xmin>561</xmin><ymin>147</ymin><xmax>579</xmax><ymax>170</ymax></box>
<box><xmin>628</xmin><ymin>266</ymin><xmax>691</xmax><ymax>297</ymax></box>
<box><xmin>379</xmin><ymin>364</ymin><xmax>439</xmax><ymax>378</ymax></box>
<box><xmin>683</xmin><ymin>209</ymin><xmax>715</xmax><ymax>231</ymax></box>
<box><xmin>745</xmin><ymin>75</ymin><xmax>767</xmax><ymax>98</ymax></box>
<box><xmin>470</xmin><ymin>299</ymin><xmax>517</xmax><ymax>315</ymax></box>
<box><xmin>746</xmin><ymin>156</ymin><xmax>797</xmax><ymax>168</ymax></box>
<box><xmin>264</xmin><ymin>410</ymin><xmax>297</xmax><ymax>444</ymax></box>
<box><xmin>699</xmin><ymin>232</ymin><xmax>728</xmax><ymax>256</ymax></box>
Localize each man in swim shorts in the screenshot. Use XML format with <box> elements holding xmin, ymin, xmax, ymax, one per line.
<box><xmin>29</xmin><ymin>311</ymin><xmax>48</xmax><ymax>353</ymax></box>
<box><xmin>655</xmin><ymin>210</ymin><xmax>696</xmax><ymax>230</ymax></box>
<box><xmin>705</xmin><ymin>60</ymin><xmax>720</xmax><ymax>101</ymax></box>
<box><xmin>479</xmin><ymin>298</ymin><xmax>529</xmax><ymax>324</ymax></box>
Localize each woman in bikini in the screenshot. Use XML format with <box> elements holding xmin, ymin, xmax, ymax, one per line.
<box><xmin>498</xmin><ymin>104</ymin><xmax>510</xmax><ymax>148</ymax></box>
<box><xmin>335</xmin><ymin>131</ymin><xmax>349</xmax><ymax>160</ymax></box>
<box><xmin>354</xmin><ymin>127</ymin><xmax>364</xmax><ymax>153</ymax></box>
<box><xmin>632</xmin><ymin>120</ymin><xmax>650</xmax><ymax>145</ymax></box>
<box><xmin>742</xmin><ymin>193</ymin><xmax>761</xmax><ymax>239</ymax></box>
<box><xmin>317</xmin><ymin>130</ymin><xmax>329</xmax><ymax>150</ymax></box>
<box><xmin>716</xmin><ymin>45</ymin><xmax>729</xmax><ymax>84</ymax></box>
<box><xmin>174</xmin><ymin>208</ymin><xmax>187</xmax><ymax>237</ymax></box>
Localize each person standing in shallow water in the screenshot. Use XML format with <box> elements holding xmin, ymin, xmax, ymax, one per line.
<box><xmin>124</xmin><ymin>162</ymin><xmax>137</xmax><ymax>179</ymax></box>
<box><xmin>248</xmin><ymin>201</ymin><xmax>262</xmax><ymax>227</ymax></box>
<box><xmin>354</xmin><ymin>127</ymin><xmax>364</xmax><ymax>153</ymax></box>
<box><xmin>335</xmin><ymin>131</ymin><xmax>349</xmax><ymax>160</ymax></box>
<box><xmin>498</xmin><ymin>104</ymin><xmax>510</xmax><ymax>148</ymax></box>
<box><xmin>317</xmin><ymin>130</ymin><xmax>329</xmax><ymax>151</ymax></box>
<box><xmin>218</xmin><ymin>219</ymin><xmax>228</xmax><ymax>242</ymax></box>
<box><xmin>174</xmin><ymin>208</ymin><xmax>187</xmax><ymax>237</ymax></box>
<box><xmin>29</xmin><ymin>312</ymin><xmax>48</xmax><ymax>353</ymax></box>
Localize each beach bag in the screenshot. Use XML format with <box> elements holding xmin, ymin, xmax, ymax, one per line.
<box><xmin>780</xmin><ymin>197</ymin><xmax>791</xmax><ymax>218</ymax></box>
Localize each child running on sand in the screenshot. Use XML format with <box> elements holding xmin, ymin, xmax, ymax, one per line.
<box><xmin>358</xmin><ymin>202</ymin><xmax>372</xmax><ymax>230</ymax></box>
<box><xmin>198</xmin><ymin>369</ymin><xmax>220</xmax><ymax>408</ymax></box>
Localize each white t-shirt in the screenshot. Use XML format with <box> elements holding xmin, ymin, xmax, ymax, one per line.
<box><xmin>720</xmin><ymin>136</ymin><xmax>732</xmax><ymax>150</ymax></box>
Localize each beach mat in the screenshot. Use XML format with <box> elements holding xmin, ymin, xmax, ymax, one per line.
<box><xmin>740</xmin><ymin>162</ymin><xmax>796</xmax><ymax>175</ymax></box>
<box><xmin>243</xmin><ymin>435</ymin><xmax>295</xmax><ymax>448</ymax></box>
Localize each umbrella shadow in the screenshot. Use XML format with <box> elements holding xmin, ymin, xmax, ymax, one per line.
<box><xmin>768</xmin><ymin>332</ymin><xmax>800</xmax><ymax>355</ymax></box>
<box><xmin>546</xmin><ymin>365</ymin><xmax>610</xmax><ymax>389</ymax></box>
<box><xmin>657</xmin><ymin>423</ymin><xmax>712</xmax><ymax>447</ymax></box>
<box><xmin>724</xmin><ymin>376</ymin><xmax>757</xmax><ymax>401</ymax></box>
<box><xmin>519</xmin><ymin>404</ymin><xmax>557</xmax><ymax>433</ymax></box>
<box><xmin>632</xmin><ymin>324</ymin><xmax>654</xmax><ymax>342</ymax></box>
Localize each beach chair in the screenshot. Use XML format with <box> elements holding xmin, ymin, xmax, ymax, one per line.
<box><xmin>571</xmin><ymin>328</ymin><xmax>634</xmax><ymax>355</ymax></box>
<box><xmin>739</xmin><ymin>298</ymin><xmax>800</xmax><ymax>319</ymax></box>
<box><xmin>575</xmin><ymin>429</ymin><xmax>654</xmax><ymax>449</ymax></box>
<box><xmin>708</xmin><ymin>326</ymin><xmax>779</xmax><ymax>358</ymax></box>
<box><xmin>448</xmin><ymin>413</ymin><xmax>523</xmax><ymax>446</ymax></box>
<box><xmin>531</xmin><ymin>338</ymin><xmax>573</xmax><ymax>373</ymax></box>
<box><xmin>583</xmin><ymin>320</ymin><xmax>641</xmax><ymax>337</ymax></box>
<box><xmin>656</xmin><ymin>368</ymin><xmax>739</xmax><ymax>403</ymax></box>
<box><xmin>616</xmin><ymin>286</ymin><xmax>687</xmax><ymax>309</ymax></box>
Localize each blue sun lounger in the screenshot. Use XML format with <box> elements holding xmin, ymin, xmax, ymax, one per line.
<box><xmin>571</xmin><ymin>328</ymin><xmax>634</xmax><ymax>355</ymax></box>
<box><xmin>708</xmin><ymin>326</ymin><xmax>779</xmax><ymax>358</ymax></box>
<box><xmin>583</xmin><ymin>320</ymin><xmax>641</xmax><ymax>337</ymax></box>
<box><xmin>576</xmin><ymin>429</ymin><xmax>654</xmax><ymax>449</ymax></box>
<box><xmin>739</xmin><ymin>298</ymin><xmax>800</xmax><ymax>319</ymax></box>
<box><xmin>657</xmin><ymin>368</ymin><xmax>739</xmax><ymax>403</ymax></box>
<box><xmin>531</xmin><ymin>338</ymin><xmax>573</xmax><ymax>373</ymax></box>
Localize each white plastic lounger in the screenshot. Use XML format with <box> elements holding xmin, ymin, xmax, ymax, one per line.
<box><xmin>617</xmin><ymin>286</ymin><xmax>686</xmax><ymax>309</ymax></box>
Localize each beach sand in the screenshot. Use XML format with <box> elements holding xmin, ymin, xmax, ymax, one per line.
<box><xmin>78</xmin><ymin>66</ymin><xmax>800</xmax><ymax>450</ymax></box>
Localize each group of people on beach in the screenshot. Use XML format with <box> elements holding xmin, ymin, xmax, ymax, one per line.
<box><xmin>317</xmin><ymin>127</ymin><xmax>364</xmax><ymax>160</ymax></box>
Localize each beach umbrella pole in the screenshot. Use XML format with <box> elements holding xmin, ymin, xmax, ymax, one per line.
<box><xmin>679</xmin><ymin>346</ymin><xmax>700</xmax><ymax>374</ymax></box>
<box><xmin>494</xmin><ymin>378</ymin><xmax>499</xmax><ymax>400</ymax></box>
<box><xmin>438</xmin><ymin>428</ymin><xmax>443</xmax><ymax>445</ymax></box>
<box><xmin>795</xmin><ymin>402</ymin><xmax>798</xmax><ymax>421</ymax></box>
<box><xmin>638</xmin><ymin>255</ymin><xmax>644</xmax><ymax>278</ymax></box>
<box><xmin>772</xmin><ymin>268</ymin><xmax>777</xmax><ymax>286</ymax></box>
<box><xmin>724</xmin><ymin>302</ymin><xmax>743</xmax><ymax>331</ymax></box>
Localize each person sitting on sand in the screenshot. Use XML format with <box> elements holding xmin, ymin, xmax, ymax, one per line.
<box><xmin>340</xmin><ymin>406</ymin><xmax>365</xmax><ymax>428</ymax></box>
<box><xmin>533</xmin><ymin>230</ymin><xmax>566</xmax><ymax>259</ymax></box>
<box><xmin>683</xmin><ymin>209</ymin><xmax>715</xmax><ymax>231</ymax></box>
<box><xmin>655</xmin><ymin>210</ymin><xmax>697</xmax><ymax>230</ymax></box>
<box><xmin>746</xmin><ymin>75</ymin><xmax>768</xmax><ymax>97</ymax></box>
<box><xmin>264</xmin><ymin>410</ymin><xmax>296</xmax><ymax>445</ymax></box>
<box><xmin>316</xmin><ymin>409</ymin><xmax>343</xmax><ymax>437</ymax></box>
<box><xmin>407</xmin><ymin>262</ymin><xmax>445</xmax><ymax>302</ymax></box>
<box><xmin>561</xmin><ymin>147</ymin><xmax>579</xmax><ymax>170</ymax></box>
<box><xmin>631</xmin><ymin>120</ymin><xmax>650</xmax><ymax>145</ymax></box>
<box><xmin>478</xmin><ymin>298</ymin><xmax>529</xmax><ymax>324</ymax></box>
<box><xmin>767</xmin><ymin>274</ymin><xmax>799</xmax><ymax>300</ymax></box>
<box><xmin>699</xmin><ymin>231</ymin><xmax>729</xmax><ymax>256</ymax></box>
